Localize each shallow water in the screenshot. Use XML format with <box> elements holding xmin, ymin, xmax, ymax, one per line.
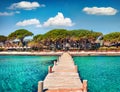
<box><xmin>0</xmin><ymin>55</ymin><xmax>57</xmax><ymax>92</ymax></box>
<box><xmin>74</xmin><ymin>56</ymin><xmax>120</xmax><ymax>92</ymax></box>
<box><xmin>0</xmin><ymin>55</ymin><xmax>120</xmax><ymax>92</ymax></box>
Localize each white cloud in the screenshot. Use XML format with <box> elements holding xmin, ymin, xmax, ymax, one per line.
<box><xmin>15</xmin><ymin>11</ymin><xmax>20</xmax><ymax>14</ymax></box>
<box><xmin>83</xmin><ymin>7</ymin><xmax>118</xmax><ymax>15</ymax></box>
<box><xmin>16</xmin><ymin>18</ymin><xmax>42</xmax><ymax>27</ymax></box>
<box><xmin>43</xmin><ymin>12</ymin><xmax>74</xmax><ymax>27</ymax></box>
<box><xmin>0</xmin><ymin>12</ymin><xmax>14</xmax><ymax>16</ymax></box>
<box><xmin>16</xmin><ymin>13</ymin><xmax>74</xmax><ymax>28</ymax></box>
<box><xmin>36</xmin><ymin>24</ymin><xmax>42</xmax><ymax>28</ymax></box>
<box><xmin>0</xmin><ymin>11</ymin><xmax>20</xmax><ymax>16</ymax></box>
<box><xmin>8</xmin><ymin>1</ymin><xmax>45</xmax><ymax>10</ymax></box>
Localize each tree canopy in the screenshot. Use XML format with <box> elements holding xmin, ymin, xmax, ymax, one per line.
<box><xmin>8</xmin><ymin>29</ymin><xmax>33</xmax><ymax>46</ymax></box>
<box><xmin>1</xmin><ymin>28</ymin><xmax>120</xmax><ymax>50</ymax></box>
<box><xmin>69</xmin><ymin>29</ymin><xmax>102</xmax><ymax>40</ymax></box>
<box><xmin>104</xmin><ymin>32</ymin><xmax>120</xmax><ymax>42</ymax></box>
<box><xmin>8</xmin><ymin>29</ymin><xmax>33</xmax><ymax>40</ymax></box>
<box><xmin>33</xmin><ymin>34</ymin><xmax>44</xmax><ymax>42</ymax></box>
<box><xmin>0</xmin><ymin>35</ymin><xmax>7</xmax><ymax>42</ymax></box>
<box><xmin>44</xmin><ymin>29</ymin><xmax>69</xmax><ymax>41</ymax></box>
<box><xmin>33</xmin><ymin>29</ymin><xmax>102</xmax><ymax>42</ymax></box>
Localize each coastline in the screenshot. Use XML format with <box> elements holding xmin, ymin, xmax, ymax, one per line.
<box><xmin>0</xmin><ymin>51</ymin><xmax>120</xmax><ymax>56</ymax></box>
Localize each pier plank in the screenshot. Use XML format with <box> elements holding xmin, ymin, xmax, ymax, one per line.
<box><xmin>38</xmin><ymin>52</ymin><xmax>87</xmax><ymax>92</ymax></box>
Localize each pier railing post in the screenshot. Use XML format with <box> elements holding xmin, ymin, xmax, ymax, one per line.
<box><xmin>38</xmin><ymin>81</ymin><xmax>43</xmax><ymax>92</ymax></box>
<box><xmin>54</xmin><ymin>61</ymin><xmax>57</xmax><ymax>66</ymax></box>
<box><xmin>75</xmin><ymin>65</ymin><xmax>78</xmax><ymax>72</ymax></box>
<box><xmin>58</xmin><ymin>56</ymin><xmax>61</xmax><ymax>61</ymax></box>
<box><xmin>83</xmin><ymin>80</ymin><xmax>87</xmax><ymax>92</ymax></box>
<box><xmin>48</xmin><ymin>66</ymin><xmax>52</xmax><ymax>73</ymax></box>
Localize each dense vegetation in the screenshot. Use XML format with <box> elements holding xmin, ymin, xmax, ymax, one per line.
<box><xmin>104</xmin><ymin>32</ymin><xmax>120</xmax><ymax>42</ymax></box>
<box><xmin>0</xmin><ymin>28</ymin><xmax>120</xmax><ymax>51</ymax></box>
<box><xmin>0</xmin><ymin>35</ymin><xmax>7</xmax><ymax>43</ymax></box>
<box><xmin>33</xmin><ymin>29</ymin><xmax>102</xmax><ymax>42</ymax></box>
<box><xmin>8</xmin><ymin>29</ymin><xmax>33</xmax><ymax>46</ymax></box>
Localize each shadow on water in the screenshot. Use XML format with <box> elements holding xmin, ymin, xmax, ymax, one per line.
<box><xmin>41</xmin><ymin>59</ymin><xmax>57</xmax><ymax>65</ymax></box>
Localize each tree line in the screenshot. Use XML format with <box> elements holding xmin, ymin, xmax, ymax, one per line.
<box><xmin>0</xmin><ymin>29</ymin><xmax>120</xmax><ymax>51</ymax></box>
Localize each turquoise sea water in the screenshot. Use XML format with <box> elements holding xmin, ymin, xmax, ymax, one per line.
<box><xmin>74</xmin><ymin>56</ymin><xmax>120</xmax><ymax>92</ymax></box>
<box><xmin>0</xmin><ymin>55</ymin><xmax>58</xmax><ymax>92</ymax></box>
<box><xmin>0</xmin><ymin>55</ymin><xmax>120</xmax><ymax>92</ymax></box>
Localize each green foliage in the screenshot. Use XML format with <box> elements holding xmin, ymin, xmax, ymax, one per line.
<box><xmin>28</xmin><ymin>41</ymin><xmax>43</xmax><ymax>50</ymax></box>
<box><xmin>107</xmin><ymin>47</ymin><xmax>117</xmax><ymax>50</ymax></box>
<box><xmin>0</xmin><ymin>35</ymin><xmax>7</xmax><ymax>42</ymax></box>
<box><xmin>69</xmin><ymin>29</ymin><xmax>102</xmax><ymax>39</ymax></box>
<box><xmin>99</xmin><ymin>46</ymin><xmax>118</xmax><ymax>51</ymax></box>
<box><xmin>104</xmin><ymin>32</ymin><xmax>120</xmax><ymax>42</ymax></box>
<box><xmin>99</xmin><ymin>47</ymin><xmax>108</xmax><ymax>50</ymax></box>
<box><xmin>8</xmin><ymin>29</ymin><xmax>33</xmax><ymax>40</ymax></box>
<box><xmin>44</xmin><ymin>29</ymin><xmax>69</xmax><ymax>41</ymax></box>
<box><xmin>91</xmin><ymin>32</ymin><xmax>102</xmax><ymax>39</ymax></box>
<box><xmin>33</xmin><ymin>34</ymin><xmax>44</xmax><ymax>41</ymax></box>
<box><xmin>0</xmin><ymin>48</ymin><xmax>4</xmax><ymax>51</ymax></box>
<box><xmin>33</xmin><ymin>29</ymin><xmax>102</xmax><ymax>41</ymax></box>
<box><xmin>8</xmin><ymin>29</ymin><xmax>33</xmax><ymax>46</ymax></box>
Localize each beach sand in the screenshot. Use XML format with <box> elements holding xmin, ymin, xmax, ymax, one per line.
<box><xmin>0</xmin><ymin>51</ymin><xmax>120</xmax><ymax>56</ymax></box>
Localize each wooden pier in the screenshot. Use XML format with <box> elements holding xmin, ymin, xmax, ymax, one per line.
<box><xmin>38</xmin><ymin>52</ymin><xmax>87</xmax><ymax>92</ymax></box>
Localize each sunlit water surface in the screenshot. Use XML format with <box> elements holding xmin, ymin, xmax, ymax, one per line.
<box><xmin>0</xmin><ymin>55</ymin><xmax>120</xmax><ymax>92</ymax></box>
<box><xmin>0</xmin><ymin>55</ymin><xmax>57</xmax><ymax>92</ymax></box>
<box><xmin>74</xmin><ymin>56</ymin><xmax>120</xmax><ymax>92</ymax></box>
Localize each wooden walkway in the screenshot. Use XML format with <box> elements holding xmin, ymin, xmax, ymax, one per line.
<box><xmin>38</xmin><ymin>52</ymin><xmax>87</xmax><ymax>92</ymax></box>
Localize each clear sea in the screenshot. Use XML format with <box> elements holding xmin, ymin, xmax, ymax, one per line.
<box><xmin>0</xmin><ymin>55</ymin><xmax>57</xmax><ymax>92</ymax></box>
<box><xmin>0</xmin><ymin>55</ymin><xmax>120</xmax><ymax>92</ymax></box>
<box><xmin>74</xmin><ymin>56</ymin><xmax>120</xmax><ymax>92</ymax></box>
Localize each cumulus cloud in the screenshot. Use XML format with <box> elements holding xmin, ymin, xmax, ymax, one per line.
<box><xmin>43</xmin><ymin>12</ymin><xmax>74</xmax><ymax>27</ymax></box>
<box><xmin>0</xmin><ymin>11</ymin><xmax>20</xmax><ymax>16</ymax></box>
<box><xmin>8</xmin><ymin>1</ymin><xmax>45</xmax><ymax>10</ymax></box>
<box><xmin>83</xmin><ymin>7</ymin><xmax>118</xmax><ymax>15</ymax></box>
<box><xmin>16</xmin><ymin>12</ymin><xmax>74</xmax><ymax>28</ymax></box>
<box><xmin>16</xmin><ymin>18</ymin><xmax>42</xmax><ymax>27</ymax></box>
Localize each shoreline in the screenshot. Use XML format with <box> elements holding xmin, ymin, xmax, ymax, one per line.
<box><xmin>0</xmin><ymin>51</ymin><xmax>120</xmax><ymax>56</ymax></box>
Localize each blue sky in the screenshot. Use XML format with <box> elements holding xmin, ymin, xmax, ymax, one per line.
<box><xmin>0</xmin><ymin>0</ymin><xmax>120</xmax><ymax>36</ymax></box>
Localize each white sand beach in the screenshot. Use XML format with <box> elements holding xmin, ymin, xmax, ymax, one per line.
<box><xmin>0</xmin><ymin>51</ymin><xmax>120</xmax><ymax>56</ymax></box>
